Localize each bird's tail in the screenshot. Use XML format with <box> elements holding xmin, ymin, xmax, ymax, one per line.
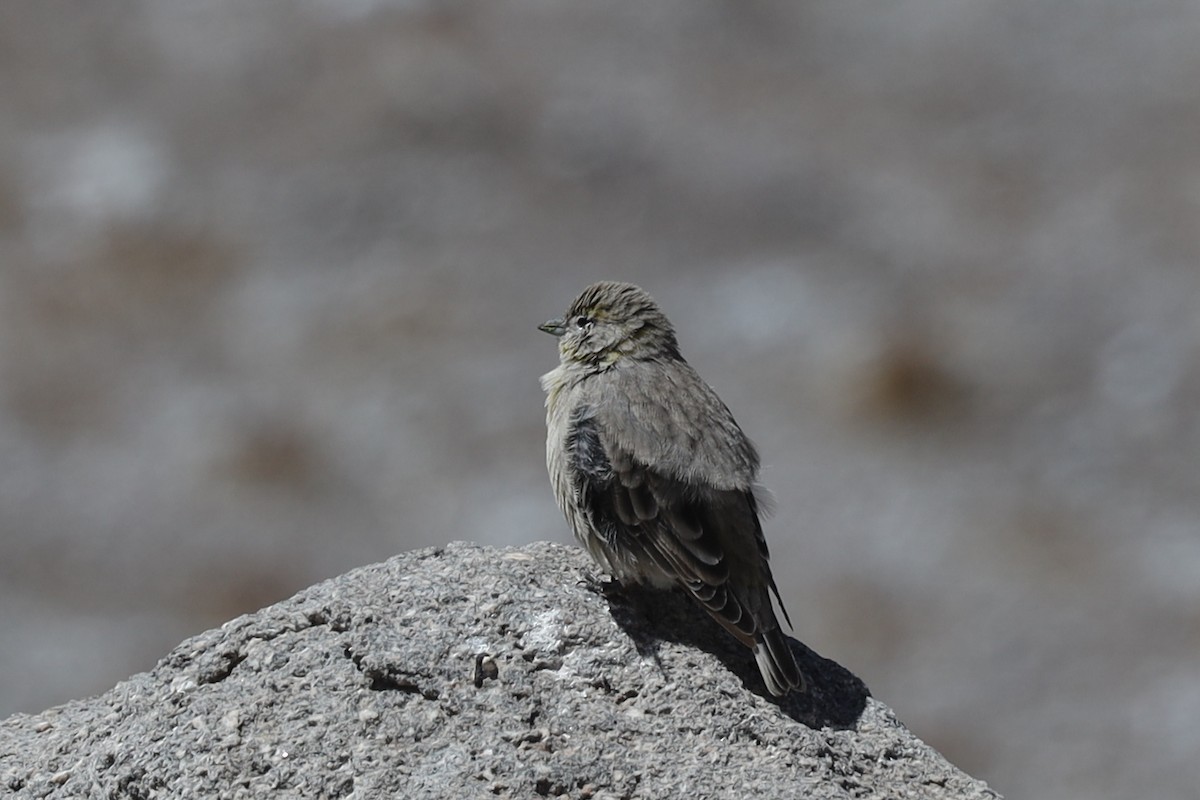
<box><xmin>683</xmin><ymin>577</ymin><xmax>807</xmax><ymax>696</ymax></box>
<box><xmin>754</xmin><ymin>626</ymin><xmax>805</xmax><ymax>697</ymax></box>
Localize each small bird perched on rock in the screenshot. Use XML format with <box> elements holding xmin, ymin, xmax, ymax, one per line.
<box><xmin>539</xmin><ymin>281</ymin><xmax>805</xmax><ymax>696</ymax></box>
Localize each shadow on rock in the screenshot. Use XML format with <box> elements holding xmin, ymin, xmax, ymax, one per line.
<box><xmin>599</xmin><ymin>578</ymin><xmax>870</xmax><ymax>730</ymax></box>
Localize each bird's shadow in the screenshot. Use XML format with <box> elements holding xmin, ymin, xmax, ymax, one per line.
<box><xmin>595</xmin><ymin>577</ymin><xmax>870</xmax><ymax>730</ymax></box>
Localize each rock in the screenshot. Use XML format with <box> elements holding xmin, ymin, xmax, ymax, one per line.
<box><xmin>0</xmin><ymin>542</ymin><xmax>999</xmax><ymax>799</ymax></box>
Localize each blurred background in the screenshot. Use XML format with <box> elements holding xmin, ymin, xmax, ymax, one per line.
<box><xmin>1</xmin><ymin>1</ymin><xmax>1197</xmax><ymax>797</ymax></box>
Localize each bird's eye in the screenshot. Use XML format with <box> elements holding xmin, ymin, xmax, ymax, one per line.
<box><xmin>575</xmin><ymin>316</ymin><xmax>593</xmax><ymax>329</ymax></box>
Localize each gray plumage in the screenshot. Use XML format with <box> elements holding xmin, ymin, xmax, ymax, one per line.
<box><xmin>539</xmin><ymin>281</ymin><xmax>805</xmax><ymax>696</ymax></box>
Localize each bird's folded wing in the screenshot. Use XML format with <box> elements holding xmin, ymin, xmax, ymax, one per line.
<box><xmin>568</xmin><ymin>408</ymin><xmax>777</xmax><ymax>647</ymax></box>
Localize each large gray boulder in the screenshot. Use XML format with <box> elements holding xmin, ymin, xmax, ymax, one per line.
<box><xmin>1</xmin><ymin>542</ymin><xmax>999</xmax><ymax>799</ymax></box>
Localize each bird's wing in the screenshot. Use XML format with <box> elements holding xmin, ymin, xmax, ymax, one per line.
<box><xmin>566</xmin><ymin>400</ymin><xmax>789</xmax><ymax>647</ymax></box>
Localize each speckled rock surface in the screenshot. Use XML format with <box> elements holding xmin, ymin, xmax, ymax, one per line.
<box><xmin>0</xmin><ymin>542</ymin><xmax>999</xmax><ymax>799</ymax></box>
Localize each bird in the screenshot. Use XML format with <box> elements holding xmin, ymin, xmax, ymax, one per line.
<box><xmin>539</xmin><ymin>280</ymin><xmax>805</xmax><ymax>696</ymax></box>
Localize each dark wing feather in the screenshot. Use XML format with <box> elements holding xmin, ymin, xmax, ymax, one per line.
<box><xmin>566</xmin><ymin>403</ymin><xmax>804</xmax><ymax>695</ymax></box>
<box><xmin>567</xmin><ymin>406</ymin><xmax>774</xmax><ymax>644</ymax></box>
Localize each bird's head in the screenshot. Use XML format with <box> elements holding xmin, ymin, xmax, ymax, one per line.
<box><xmin>540</xmin><ymin>281</ymin><xmax>680</xmax><ymax>367</ymax></box>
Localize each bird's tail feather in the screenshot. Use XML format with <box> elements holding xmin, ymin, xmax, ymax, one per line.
<box><xmin>683</xmin><ymin>576</ymin><xmax>807</xmax><ymax>697</ymax></box>
<box><xmin>754</xmin><ymin>627</ymin><xmax>805</xmax><ymax>697</ymax></box>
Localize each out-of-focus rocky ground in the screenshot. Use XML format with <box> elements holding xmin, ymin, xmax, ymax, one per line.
<box><xmin>0</xmin><ymin>2</ymin><xmax>1196</xmax><ymax>798</ymax></box>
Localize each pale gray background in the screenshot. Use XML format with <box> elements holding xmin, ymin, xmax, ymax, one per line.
<box><xmin>1</xmin><ymin>2</ymin><xmax>1198</xmax><ymax>798</ymax></box>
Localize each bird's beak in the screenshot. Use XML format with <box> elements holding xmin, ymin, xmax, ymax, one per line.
<box><xmin>538</xmin><ymin>318</ymin><xmax>567</xmax><ymax>337</ymax></box>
